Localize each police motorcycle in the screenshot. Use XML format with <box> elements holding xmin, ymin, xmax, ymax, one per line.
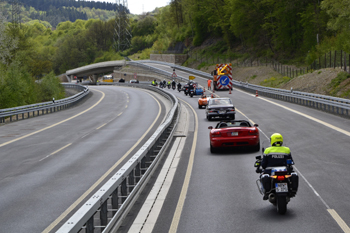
<box><xmin>159</xmin><ymin>82</ymin><xmax>164</xmax><ymax>88</ymax></box>
<box><xmin>167</xmin><ymin>82</ymin><xmax>171</xmax><ymax>89</ymax></box>
<box><xmin>151</xmin><ymin>80</ymin><xmax>158</xmax><ymax>87</ymax></box>
<box><xmin>172</xmin><ymin>80</ymin><xmax>176</xmax><ymax>90</ymax></box>
<box><xmin>183</xmin><ymin>83</ymin><xmax>190</xmax><ymax>95</ymax></box>
<box><xmin>254</xmin><ymin>142</ymin><xmax>298</xmax><ymax>215</ymax></box>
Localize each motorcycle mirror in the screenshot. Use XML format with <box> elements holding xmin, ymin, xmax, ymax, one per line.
<box><xmin>255</xmin><ymin>155</ymin><xmax>261</xmax><ymax>160</ymax></box>
<box><xmin>287</xmin><ymin>159</ymin><xmax>294</xmax><ymax>165</ymax></box>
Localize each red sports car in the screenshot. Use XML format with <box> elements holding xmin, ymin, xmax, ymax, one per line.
<box><xmin>208</xmin><ymin>120</ymin><xmax>260</xmax><ymax>153</ymax></box>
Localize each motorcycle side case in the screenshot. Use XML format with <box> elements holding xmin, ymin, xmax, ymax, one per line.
<box><xmin>261</xmin><ymin>174</ymin><xmax>271</xmax><ymax>194</ymax></box>
<box><xmin>290</xmin><ymin>172</ymin><xmax>299</xmax><ymax>194</ymax></box>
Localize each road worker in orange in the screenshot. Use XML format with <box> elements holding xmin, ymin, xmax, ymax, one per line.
<box><xmin>207</xmin><ymin>79</ymin><xmax>212</xmax><ymax>90</ymax></box>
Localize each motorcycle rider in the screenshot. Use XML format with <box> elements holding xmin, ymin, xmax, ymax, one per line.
<box><xmin>260</xmin><ymin>133</ymin><xmax>294</xmax><ymax>200</ymax></box>
<box><xmin>177</xmin><ymin>82</ymin><xmax>182</xmax><ymax>90</ymax></box>
<box><xmin>172</xmin><ymin>79</ymin><xmax>176</xmax><ymax>88</ymax></box>
<box><xmin>189</xmin><ymin>81</ymin><xmax>195</xmax><ymax>92</ymax></box>
<box><xmin>152</xmin><ymin>79</ymin><xmax>158</xmax><ymax>86</ymax></box>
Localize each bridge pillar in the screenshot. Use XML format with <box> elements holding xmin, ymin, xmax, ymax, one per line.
<box><xmin>92</xmin><ymin>74</ymin><xmax>98</xmax><ymax>84</ymax></box>
<box><xmin>69</xmin><ymin>75</ymin><xmax>74</xmax><ymax>83</ymax></box>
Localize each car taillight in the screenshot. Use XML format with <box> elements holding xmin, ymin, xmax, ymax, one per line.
<box><xmin>248</xmin><ymin>130</ymin><xmax>258</xmax><ymax>135</ymax></box>
<box><xmin>227</xmin><ymin>108</ymin><xmax>235</xmax><ymax>112</ymax></box>
<box><xmin>211</xmin><ymin>131</ymin><xmax>221</xmax><ymax>137</ymax></box>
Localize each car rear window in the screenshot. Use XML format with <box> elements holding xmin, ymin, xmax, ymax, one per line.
<box><xmin>210</xmin><ymin>98</ymin><xmax>232</xmax><ymax>105</ymax></box>
<box><xmin>217</xmin><ymin>121</ymin><xmax>251</xmax><ymax>128</ymax></box>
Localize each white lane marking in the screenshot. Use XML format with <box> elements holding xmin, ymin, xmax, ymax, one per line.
<box><xmin>43</xmin><ymin>92</ymin><xmax>162</xmax><ymax>233</ymax></box>
<box><xmin>129</xmin><ymin>100</ymin><xmax>189</xmax><ymax>233</ymax></box>
<box><xmin>0</xmin><ymin>89</ymin><xmax>106</xmax><ymax>148</ymax></box>
<box><xmin>130</xmin><ymin>137</ymin><xmax>184</xmax><ymax>233</ymax></box>
<box><xmin>234</xmin><ymin>94</ymin><xmax>350</xmax><ymax>232</ymax></box>
<box><xmin>328</xmin><ymin>209</ymin><xmax>350</xmax><ymax>233</ymax></box>
<box><xmin>96</xmin><ymin>123</ymin><xmax>107</xmax><ymax>130</ymax></box>
<box><xmin>169</xmin><ymin>100</ymin><xmax>198</xmax><ymax>233</ymax></box>
<box><xmin>39</xmin><ymin>143</ymin><xmax>72</xmax><ymax>162</ymax></box>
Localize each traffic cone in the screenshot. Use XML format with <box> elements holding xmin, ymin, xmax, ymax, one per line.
<box><xmin>203</xmin><ymin>87</ymin><xmax>206</xmax><ymax>92</ymax></box>
<box><xmin>255</xmin><ymin>90</ymin><xmax>258</xmax><ymax>97</ymax></box>
<box><xmin>229</xmin><ymin>87</ymin><xmax>232</xmax><ymax>94</ymax></box>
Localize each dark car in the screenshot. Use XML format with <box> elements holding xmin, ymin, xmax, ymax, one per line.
<box><xmin>208</xmin><ymin>120</ymin><xmax>260</xmax><ymax>153</ymax></box>
<box><xmin>206</xmin><ymin>97</ymin><xmax>235</xmax><ymax>121</ymax></box>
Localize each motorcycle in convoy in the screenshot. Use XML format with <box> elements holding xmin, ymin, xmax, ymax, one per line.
<box><xmin>167</xmin><ymin>83</ymin><xmax>171</xmax><ymax>89</ymax></box>
<box><xmin>172</xmin><ymin>80</ymin><xmax>176</xmax><ymax>90</ymax></box>
<box><xmin>254</xmin><ymin>146</ymin><xmax>299</xmax><ymax>215</ymax></box>
<box><xmin>151</xmin><ymin>80</ymin><xmax>158</xmax><ymax>86</ymax></box>
<box><xmin>189</xmin><ymin>88</ymin><xmax>195</xmax><ymax>97</ymax></box>
<box><xmin>159</xmin><ymin>82</ymin><xmax>164</xmax><ymax>88</ymax></box>
<box><xmin>183</xmin><ymin>83</ymin><xmax>189</xmax><ymax>95</ymax></box>
<box><xmin>177</xmin><ymin>82</ymin><xmax>182</xmax><ymax>92</ymax></box>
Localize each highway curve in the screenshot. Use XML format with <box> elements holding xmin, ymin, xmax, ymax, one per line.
<box><xmin>134</xmin><ymin>63</ymin><xmax>350</xmax><ymax>233</ymax></box>
<box><xmin>0</xmin><ymin>85</ymin><xmax>170</xmax><ymax>233</ymax></box>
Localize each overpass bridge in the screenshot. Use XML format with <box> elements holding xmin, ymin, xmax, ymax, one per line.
<box><xmin>66</xmin><ymin>60</ymin><xmax>126</xmax><ymax>83</ymax></box>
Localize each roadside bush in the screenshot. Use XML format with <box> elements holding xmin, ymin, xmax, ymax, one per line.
<box><xmin>0</xmin><ymin>62</ymin><xmax>36</xmax><ymax>109</ymax></box>
<box><xmin>37</xmin><ymin>72</ymin><xmax>65</xmax><ymax>102</ymax></box>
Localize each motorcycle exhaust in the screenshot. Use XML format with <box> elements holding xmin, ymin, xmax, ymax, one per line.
<box><xmin>268</xmin><ymin>193</ymin><xmax>275</xmax><ymax>203</ymax></box>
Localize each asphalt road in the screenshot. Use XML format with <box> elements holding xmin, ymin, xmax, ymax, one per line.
<box><xmin>0</xmin><ymin>86</ymin><xmax>169</xmax><ymax>233</ymax></box>
<box><xmin>142</xmin><ymin>63</ymin><xmax>350</xmax><ymax>233</ymax></box>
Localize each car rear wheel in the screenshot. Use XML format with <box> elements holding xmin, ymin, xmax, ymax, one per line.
<box><xmin>253</xmin><ymin>142</ymin><xmax>260</xmax><ymax>152</ymax></box>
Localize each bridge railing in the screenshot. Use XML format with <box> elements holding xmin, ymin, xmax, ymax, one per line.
<box><xmin>57</xmin><ymin>83</ymin><xmax>179</xmax><ymax>233</ymax></box>
<box><xmin>0</xmin><ymin>84</ymin><xmax>89</xmax><ymax>123</ymax></box>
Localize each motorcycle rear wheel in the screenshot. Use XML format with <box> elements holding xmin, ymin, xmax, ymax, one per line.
<box><xmin>277</xmin><ymin>196</ymin><xmax>287</xmax><ymax>215</ymax></box>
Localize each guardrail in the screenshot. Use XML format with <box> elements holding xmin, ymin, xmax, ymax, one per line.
<box><xmin>140</xmin><ymin>61</ymin><xmax>350</xmax><ymax>118</ymax></box>
<box><xmin>233</xmin><ymin>81</ymin><xmax>350</xmax><ymax>118</ymax></box>
<box><xmin>0</xmin><ymin>84</ymin><xmax>89</xmax><ymax>123</ymax></box>
<box><xmin>57</xmin><ymin>84</ymin><xmax>179</xmax><ymax>233</ymax></box>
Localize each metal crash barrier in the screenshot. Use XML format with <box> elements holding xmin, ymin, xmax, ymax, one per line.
<box><xmin>0</xmin><ymin>84</ymin><xmax>89</xmax><ymax>123</ymax></box>
<box><xmin>57</xmin><ymin>84</ymin><xmax>179</xmax><ymax>233</ymax></box>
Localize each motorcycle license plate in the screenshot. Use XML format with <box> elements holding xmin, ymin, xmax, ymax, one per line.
<box><xmin>275</xmin><ymin>183</ymin><xmax>288</xmax><ymax>193</ymax></box>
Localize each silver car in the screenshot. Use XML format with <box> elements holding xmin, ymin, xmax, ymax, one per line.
<box><xmin>206</xmin><ymin>98</ymin><xmax>235</xmax><ymax>121</ymax></box>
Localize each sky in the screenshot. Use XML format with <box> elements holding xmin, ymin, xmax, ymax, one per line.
<box><xmin>92</xmin><ymin>0</ymin><xmax>170</xmax><ymax>15</ymax></box>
